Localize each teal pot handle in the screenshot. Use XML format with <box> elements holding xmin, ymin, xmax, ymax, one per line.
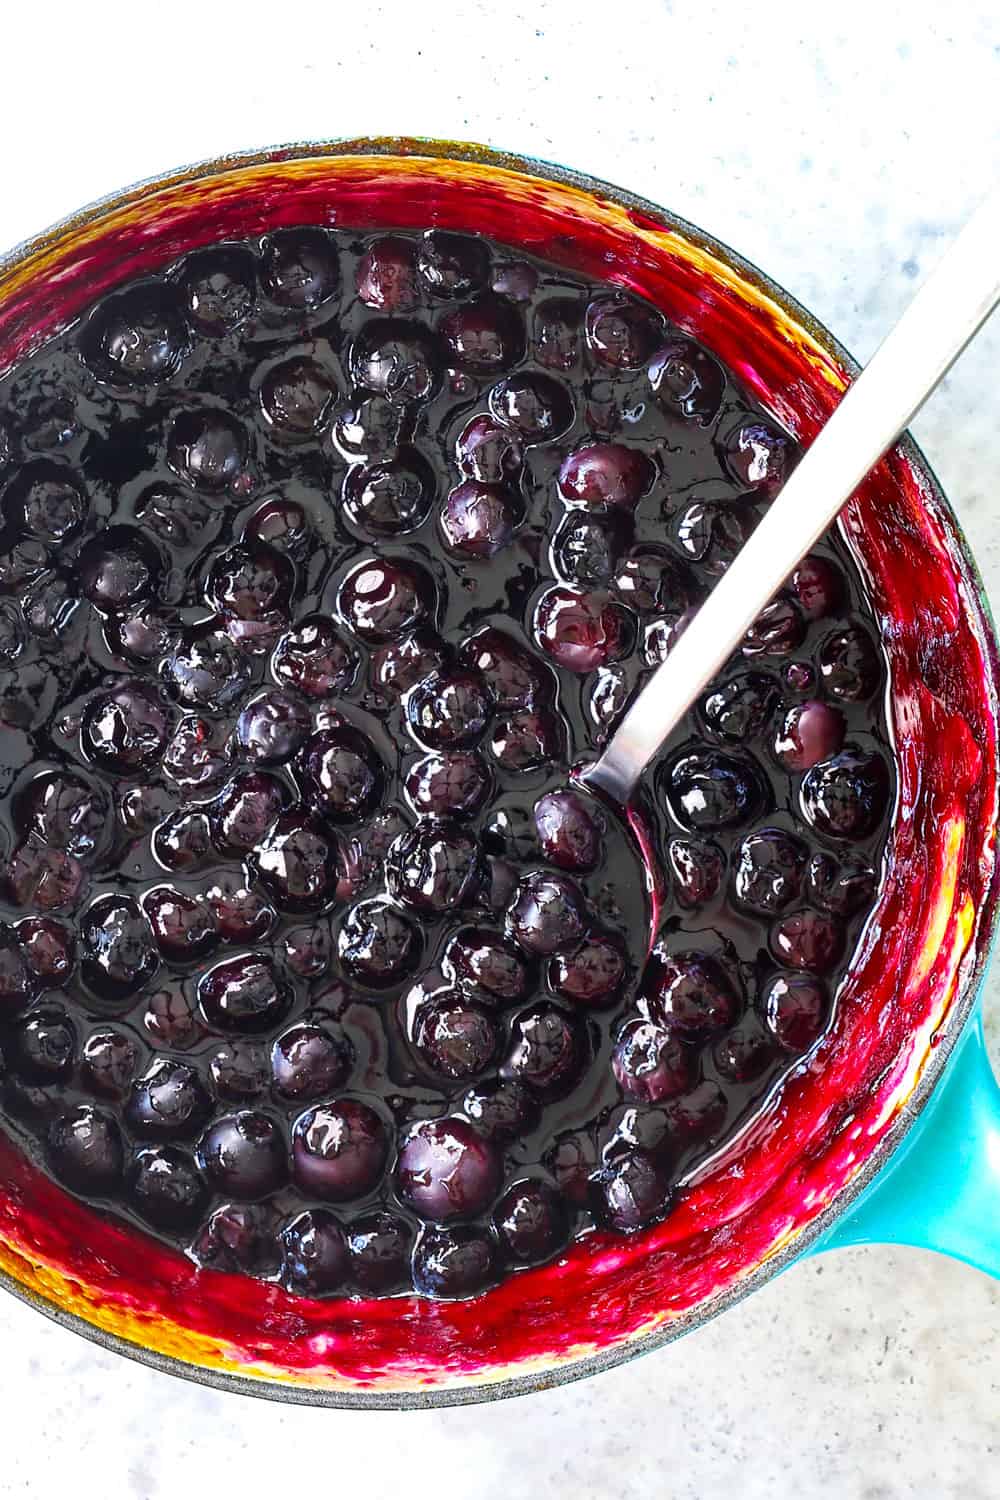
<box><xmin>810</xmin><ymin>999</ymin><xmax>1000</xmax><ymax>1275</ymax></box>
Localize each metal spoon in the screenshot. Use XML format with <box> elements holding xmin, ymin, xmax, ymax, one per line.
<box><xmin>584</xmin><ymin>187</ymin><xmax>1000</xmax><ymax>806</ymax></box>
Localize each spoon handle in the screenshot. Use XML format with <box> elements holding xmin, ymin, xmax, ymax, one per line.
<box><xmin>587</xmin><ymin>187</ymin><xmax>1000</xmax><ymax>804</ymax></box>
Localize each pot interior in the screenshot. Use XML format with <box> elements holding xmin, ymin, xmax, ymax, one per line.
<box><xmin>0</xmin><ymin>141</ymin><xmax>995</xmax><ymax>1405</ymax></box>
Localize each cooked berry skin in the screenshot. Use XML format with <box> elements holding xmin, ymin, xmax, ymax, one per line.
<box><xmin>0</xmin><ymin>222</ymin><xmax>892</xmax><ymax>1306</ymax></box>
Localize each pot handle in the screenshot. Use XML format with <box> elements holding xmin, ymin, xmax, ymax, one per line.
<box><xmin>808</xmin><ymin>1000</ymin><xmax>1000</xmax><ymax>1277</ymax></box>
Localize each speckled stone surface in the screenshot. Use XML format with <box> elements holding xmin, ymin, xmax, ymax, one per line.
<box><xmin>0</xmin><ymin>4</ymin><xmax>998</xmax><ymax>1496</ymax></box>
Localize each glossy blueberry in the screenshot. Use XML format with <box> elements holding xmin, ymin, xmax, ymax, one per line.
<box><xmin>125</xmin><ymin>1059</ymin><xmax>212</xmax><ymax>1140</ymax></box>
<box><xmin>770</xmin><ymin>910</ymin><xmax>844</xmax><ymax>974</ymax></box>
<box><xmin>190</xmin><ymin>1203</ymin><xmax>279</xmax><ymax>1275</ymax></box>
<box><xmin>164</xmin><ymin>627</ymin><xmax>252</xmax><ymax>711</ymax></box>
<box><xmin>80</xmin><ymin>894</ymin><xmax>158</xmax><ymax>1003</ymax></box>
<box><xmin>198</xmin><ymin>954</ymin><xmax>291</xmax><ymax>1033</ymax></box>
<box><xmin>455</xmin><ymin>413</ymin><xmax>523</xmax><ymax>483</ymax></box>
<box><xmin>167</xmin><ymin>408</ymin><xmax>248</xmax><ymax>492</ymax></box>
<box><xmin>645</xmin><ymin>950</ymin><xmax>740</xmax><ymax>1035</ymax></box>
<box><xmin>805</xmin><ymin>852</ymin><xmax>878</xmax><ymax>917</ymax></box>
<box><xmin>338</xmin><ymin>899</ymin><xmax>421</xmax><ymax>987</ymax></box>
<box><xmin>441</xmin><ymin>296</ymin><xmax>524</xmax><ymax>371</ymax></box>
<box><xmin>356</xmin><ymin>236</ymin><xmax>419</xmax><ymax>312</ymax></box>
<box><xmin>211</xmin><ymin>771</ymin><xmax>286</xmax><ymax>855</ymax></box>
<box><xmin>459</xmin><ymin>627</ymin><xmax>550</xmax><ymax>710</ymax></box>
<box><xmin>388</xmin><ymin>823</ymin><xmax>482</xmax><ymax>912</ymax></box>
<box><xmin>489</xmin><ymin>709</ymin><xmax>561</xmax><ymax>771</ymax></box>
<box><xmin>281</xmin><ymin>1209</ymin><xmax>349</xmax><ymax>1295</ymax></box>
<box><xmin>142</xmin><ymin>886</ymin><xmax>216</xmax><ymax>960</ymax></box>
<box><xmin>550</xmin><ymin>936</ymin><xmax>625</xmax><ymax>1007</ymax></box>
<box><xmin>260</xmin><ymin>228</ymin><xmax>338</xmax><ymax>311</ymax></box>
<box><xmin>502</xmin><ymin>1004</ymin><xmax>581</xmax><ymax>1093</ymax></box>
<box><xmin>259</xmin><ymin>357</ymin><xmax>336</xmax><ymax>437</ymax></box>
<box><xmin>83</xmin><ymin>681</ymin><xmax>171</xmax><ymax>772</ymax></box>
<box><xmin>142</xmin><ymin>982</ymin><xmax>203</xmax><ymax>1050</ymax></box>
<box><xmin>558</xmin><ymin>442</ymin><xmax>654</xmax><ymax>512</ymax></box>
<box><xmin>488</xmin><ymin>372</ymin><xmax>574</xmax><ymax>441</ymax></box>
<box><xmin>349</xmin><ymin>320</ymin><xmax>440</xmax><ymax>405</ymax></box>
<box><xmin>404</xmin><ymin>751</ymin><xmax>490</xmax><ymax>817</ymax></box>
<box><xmin>494</xmin><ymin>1178</ymin><xmax>569</xmax><ymax>1265</ymax></box>
<box><xmin>177</xmin><ymin>246</ymin><xmax>257</xmax><ymax>334</ymax></box>
<box><xmin>507</xmin><ymin>871</ymin><xmax>586</xmax><ymax>956</ymax></box>
<box><xmin>439</xmin><ymin>481</ymin><xmax>518</xmax><ymax>558</ymax></box>
<box><xmin>733</xmin><ymin>829</ymin><xmax>808</xmax><ymax>915</ymax></box>
<box><xmin>83</xmin><ymin>283</ymin><xmax>187</xmax><ymax>384</ymax></box>
<box><xmin>395</xmin><ymin>1116</ymin><xmax>501</xmax><ymax>1220</ymax></box>
<box><xmin>555</xmin><ymin>514</ymin><xmax>625</xmax><ymax>588</ymax></box>
<box><xmin>416</xmin><ymin>230</ymin><xmax>490</xmax><ymax>297</ymax></box>
<box><xmin>665</xmin><ymin>750</ymin><xmax>764</xmax><ymax>833</ymax></box>
<box><xmin>534</xmin><ymin>790</ymin><xmax>600</xmax><ymax>871</ymax></box>
<box><xmin>198</xmin><ymin>1111</ymin><xmax>287</xmax><ymax>1199</ymax></box>
<box><xmin>407</xmin><ymin>668</ymin><xmax>491</xmax><ymax>750</ymax></box>
<box><xmin>18</xmin><ymin>771</ymin><xmax>105</xmax><ymax>858</ymax></box>
<box><xmin>612</xmin><ymin>1018</ymin><xmax>694</xmax><ymax>1103</ymax></box>
<box><xmin>648</xmin><ymin>338</ymin><xmax>724</xmax><ymax>421</ymax></box>
<box><xmin>129</xmin><ymin>1146</ymin><xmax>207</xmax><ymax>1229</ymax></box>
<box><xmin>255</xmin><ymin>811</ymin><xmax>340</xmax><ymax>912</ymax></box>
<box><xmin>411</xmin><ymin>1225</ymin><xmax>496</xmax><ymax>1299</ymax></box>
<box><xmin>461</xmin><ymin>1078</ymin><xmax>538</xmax><ymax>1142</ymax></box>
<box><xmin>413</xmin><ymin>997</ymin><xmax>498</xmax><ymax>1079</ymax></box>
<box><xmin>236</xmin><ymin>689</ymin><xmax>310</xmax><ymax>766</ymax></box>
<box><xmin>762</xmin><ymin>973</ymin><xmax>830</xmax><ymax>1051</ymax></box>
<box><xmin>593</xmin><ymin>1148</ymin><xmax>671</xmax><ymax>1231</ymax></box>
<box><xmin>347</xmin><ymin>1211</ymin><xmax>413</xmax><ymax>1293</ymax></box>
<box><xmin>209</xmin><ymin>1040</ymin><xmax>269</xmax><ymax>1101</ymax></box>
<box><xmin>297</xmin><ymin>726</ymin><xmax>382</xmax><ymax>823</ymax></box>
<box><xmin>338</xmin><ymin>556</ymin><xmax>433</xmax><ymax>643</ymax></box>
<box><xmin>16</xmin><ymin>916</ymin><xmax>74</xmax><ymax>984</ymax></box>
<box><xmin>585</xmin><ymin>293</ymin><xmax>662</xmax><ymax>369</ymax></box>
<box><xmin>800</xmin><ymin>749</ymin><xmax>891</xmax><ymax>840</ymax></box>
<box><xmin>533</xmin><ymin>297</ymin><xmax>581</xmax><ymax>370</ymax></box>
<box><xmin>721</xmin><ymin>417</ymin><xmax>793</xmax><ymax>492</ymax></box>
<box><xmin>344</xmin><ymin>451</ymin><xmax>433</xmax><ymax>535</ymax></box>
<box><xmin>48</xmin><ymin>1105</ymin><xmax>123</xmax><ymax>1193</ymax></box>
<box><xmin>667</xmin><ymin>837</ymin><xmax>725</xmax><ymax>909</ymax></box>
<box><xmin>11</xmin><ymin>1005</ymin><xmax>76</xmax><ymax>1083</ymax></box>
<box><xmin>271</xmin><ymin>1023</ymin><xmax>352</xmax><ymax>1101</ymax></box>
<box><xmin>291</xmin><ymin>1100</ymin><xmax>387</xmax><ymax>1202</ymax></box>
<box><xmin>534</xmin><ymin>585</ymin><xmax>632</xmax><ymax>672</ymax></box>
<box><xmin>82</xmin><ymin>1027</ymin><xmax>138</xmax><ymax>1099</ymax></box>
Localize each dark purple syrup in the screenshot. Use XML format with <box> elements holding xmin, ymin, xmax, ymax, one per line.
<box><xmin>0</xmin><ymin>227</ymin><xmax>892</xmax><ymax>1299</ymax></box>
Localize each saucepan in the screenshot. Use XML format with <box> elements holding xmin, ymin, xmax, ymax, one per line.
<box><xmin>0</xmin><ymin>137</ymin><xmax>996</xmax><ymax>1407</ymax></box>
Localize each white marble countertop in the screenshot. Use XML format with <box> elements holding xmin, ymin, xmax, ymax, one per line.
<box><xmin>1</xmin><ymin>4</ymin><xmax>999</xmax><ymax>1496</ymax></box>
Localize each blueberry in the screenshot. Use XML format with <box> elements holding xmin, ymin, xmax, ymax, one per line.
<box><xmin>667</xmin><ymin>837</ymin><xmax>724</xmax><ymax>909</ymax></box>
<box><xmin>80</xmin><ymin>894</ymin><xmax>158</xmax><ymax>1002</ymax></box>
<box><xmin>349</xmin><ymin>320</ymin><xmax>440</xmax><ymax>405</ymax></box>
<box><xmin>557</xmin><ymin>442</ymin><xmax>655</xmax><ymax>512</ymax></box>
<box><xmin>818</xmin><ymin>626</ymin><xmax>881</xmax><ymax>701</ymax></box>
<box><xmin>734</xmin><ymin>829</ymin><xmax>807</xmax><ymax>915</ymax></box>
<box><xmin>665</xmin><ymin>750</ymin><xmax>764</xmax><ymax>833</ymax></box>
<box><xmin>411</xmin><ymin>1225</ymin><xmax>496</xmax><ymax>1299</ymax></box>
<box><xmin>762</xmin><ymin>973</ymin><xmax>830</xmax><ymax>1050</ymax></box>
<box><xmin>662</xmin><ymin>1080</ymin><xmax>727</xmax><ymax>1143</ymax></box>
<box><xmin>555</xmin><ymin>515</ymin><xmax>625</xmax><ymax>588</ymax></box>
<box><xmin>18</xmin><ymin>771</ymin><xmax>105</xmax><ymax>858</ymax></box>
<box><xmin>81</xmin><ymin>1027</ymin><xmax>138</xmax><ymax>1099</ymax></box>
<box><xmin>163</xmin><ymin>715</ymin><xmax>231</xmax><ymax>789</ymax></box>
<box><xmin>190</xmin><ymin>1203</ymin><xmax>279</xmax><ymax>1275</ymax></box>
<box><xmin>164</xmin><ymin>627</ymin><xmax>252</xmax><ymax>711</ymax></box>
<box><xmin>743</xmin><ymin>598</ymin><xmax>805</xmax><ymax>657</ymax></box>
<box><xmin>142</xmin><ymin>885</ymin><xmax>216</xmax><ymax>960</ymax></box>
<box><xmin>209</xmin><ymin>1040</ymin><xmax>269</xmax><ymax>1101</ymax></box>
<box><xmin>790</xmin><ymin>555</ymin><xmax>843</xmax><ymax>619</ymax></box>
<box><xmin>198</xmin><ymin>1111</ymin><xmax>287</xmax><ymax>1199</ymax></box>
<box><xmin>675</xmin><ymin>501</ymin><xmax>755</xmax><ymax>575</ymax></box>
<box><xmin>443</xmin><ymin>927</ymin><xmax>528</xmax><ymax>1003</ymax></box>
<box><xmin>272</xmin><ymin>615</ymin><xmax>356</xmax><ymax>698</ymax></box>
<box><xmin>338</xmin><ymin>556</ymin><xmax>434</xmax><ymax>643</ymax></box>
<box><xmin>489</xmin><ymin>372</ymin><xmax>573</xmax><ymax>441</ymax></box>
<box><xmin>271</xmin><ymin>1023</ymin><xmax>352</xmax><ymax>1101</ymax></box>
<box><xmin>344</xmin><ymin>451</ymin><xmax>433</xmax><ymax>536</ymax></box>
<box><xmin>489</xmin><ymin>710</ymin><xmax>561</xmax><ymax>772</ymax></box>
<box><xmin>134</xmin><ymin>483</ymin><xmax>212</xmax><ymax>549</ymax></box>
<box><xmin>167</xmin><ymin>408</ymin><xmax>248</xmax><ymax>492</ymax></box>
<box><xmin>507</xmin><ymin>872</ymin><xmax>586</xmax><ymax>956</ymax></box>
<box><xmin>14</xmin><ymin>464</ymin><xmax>87</xmax><ymax>540</ymax></box>
<box><xmin>235</xmin><ymin>689</ymin><xmax>310</xmax><ymax>766</ymax></box>
<box><xmin>207</xmin><ymin>541</ymin><xmax>293</xmax><ymax>623</ymax></box>
<box><xmin>395</xmin><ymin>1116</ymin><xmax>501</xmax><ymax>1220</ymax></box>
<box><xmin>416</xmin><ymin>231</ymin><xmax>490</xmax><ymax>297</ymax></box>
<box><xmin>440</xmin><ymin>296</ymin><xmax>524</xmax><ymax>371</ymax></box>
<box><xmin>142</xmin><ymin>982</ymin><xmax>203</xmax><ymax>1049</ymax></box>
<box><xmin>612</xmin><ymin>1019</ymin><xmax>693</xmax><ymax>1102</ymax></box>
<box><xmin>260</xmin><ymin>228</ymin><xmax>338</xmax><ymax>311</ymax></box>
<box><xmin>48</xmin><ymin>1105</ymin><xmax>123</xmax><ymax>1193</ymax></box>
<box><xmin>125</xmin><ymin>1058</ymin><xmax>212</xmax><ymax>1140</ymax></box>
<box><xmin>357</xmin><ymin>236</ymin><xmax>419</xmax><ymax>312</ymax></box>
<box><xmin>291</xmin><ymin>1099</ymin><xmax>387</xmax><ymax>1201</ymax></box>
<box><xmin>534</xmin><ymin>585</ymin><xmax>632</xmax><ymax>672</ymax></box>
<box><xmin>259</xmin><ymin>357</ymin><xmax>336</xmax><ymax>437</ymax></box>
<box><xmin>546</xmin><ymin>1132</ymin><xmax>596</xmax><ymax>1207</ymax></box>
<box><xmin>347</xmin><ymin>1211</ymin><xmax>412</xmax><ymax>1293</ymax></box>
<box><xmin>404</xmin><ymin>751</ymin><xmax>491</xmax><ymax>817</ymax></box>
<box><xmin>550</xmin><ymin>936</ymin><xmax>625</xmax><ymax>1007</ymax></box>
<box><xmin>773</xmin><ymin>700</ymin><xmax>846</xmax><ymax>771</ymax></box>
<box><xmin>534</xmin><ymin>789</ymin><xmax>601</xmax><ymax>871</ymax></box>
<box><xmin>770</xmin><ymin>910</ymin><xmax>843</xmax><ymax>974</ymax></box>
<box><xmin>586</xmin><ymin>292</ymin><xmax>662</xmax><ymax>369</ymax></box>
<box><xmin>83</xmin><ymin>283</ymin><xmax>187</xmax><ymax>384</ymax></box>
<box><xmin>283</xmin><ymin>923</ymin><xmax>332</xmax><ymax>978</ymax></box>
<box><xmin>721</xmin><ymin>417</ymin><xmax>793</xmax><ymax>492</ymax></box>
<box><xmin>78</xmin><ymin>527</ymin><xmax>158</xmax><ymax>612</ymax></box>
<box><xmin>454</xmin><ymin>413</ymin><xmax>524</xmax><ymax>484</ymax></box>
<box><xmin>713</xmin><ymin>1022</ymin><xmax>776</xmax><ymax>1083</ymax></box>
<box><xmin>281</xmin><ymin>1208</ymin><xmax>349</xmax><ymax>1295</ymax></box>
<box><xmin>593</xmin><ymin>1148</ymin><xmax>671</xmax><ymax>1231</ymax></box>
<box><xmin>648</xmin><ymin>338</ymin><xmax>724</xmax><ymax>421</ymax></box>
<box><xmin>244</xmin><ymin>496</ymin><xmax>311</xmax><ymax>557</ymax></box>
<box><xmin>153</xmin><ymin>809</ymin><xmax>213</xmax><ymax>872</ymax></box>
<box><xmin>407</xmin><ymin>668</ymin><xmax>491</xmax><ymax>750</ymax></box>
<box><xmin>800</xmin><ymin>748</ymin><xmax>890</xmax><ymax>840</ymax></box>
<box><xmin>7</xmin><ymin>841</ymin><xmax>86</xmax><ymax>913</ymax></box>
<box><xmin>211</xmin><ymin>771</ymin><xmax>287</xmax><ymax>854</ymax></box>
<box><xmin>177</xmin><ymin>246</ymin><xmax>257</xmax><ymax>334</ymax></box>
<box><xmin>492</xmin><ymin>261</ymin><xmax>538</xmax><ymax>302</ymax></box>
<box><xmin>387</xmin><ymin>823</ymin><xmax>482</xmax><ymax>912</ymax></box>
<box><xmin>297</xmin><ymin>726</ymin><xmax>382</xmax><ymax>823</ymax></box>
<box><xmin>16</xmin><ymin>916</ymin><xmax>74</xmax><ymax>984</ymax></box>
<box><xmin>458</xmin><ymin>627</ymin><xmax>550</xmax><ymax>710</ymax></box>
<box><xmin>112</xmin><ymin>606</ymin><xmax>182</xmax><ymax>665</ymax></box>
<box><xmin>534</xmin><ymin>297</ymin><xmax>581</xmax><ymax>370</ymax></box>
<box><xmin>805</xmin><ymin>852</ymin><xmax>877</xmax><ymax>917</ymax></box>
<box><xmin>129</xmin><ymin>1145</ymin><xmax>207</xmax><ymax>1228</ymax></box>
<box><xmin>502</xmin><ymin>1004</ymin><xmax>581</xmax><ymax>1094</ymax></box>
<box><xmin>83</xmin><ymin>681</ymin><xmax>171</xmax><ymax>772</ymax></box>
<box><xmin>413</xmin><ymin>997</ymin><xmax>497</xmax><ymax>1079</ymax></box>
<box><xmin>461</xmin><ymin>1078</ymin><xmax>538</xmax><ymax>1141</ymax></box>
<box><xmin>338</xmin><ymin>899</ymin><xmax>421</xmax><ymax>987</ymax></box>
<box><xmin>198</xmin><ymin>954</ymin><xmax>291</xmax><ymax>1033</ymax></box>
<box><xmin>255</xmin><ymin>811</ymin><xmax>340</xmax><ymax>912</ymax></box>
<box><xmin>371</xmin><ymin>632</ymin><xmax>447</xmax><ymax>699</ymax></box>
<box><xmin>11</xmin><ymin>1005</ymin><xmax>76</xmax><ymax>1082</ymax></box>
<box><xmin>645</xmin><ymin>950</ymin><xmax>740</xmax><ymax>1035</ymax></box>
<box><xmin>439</xmin><ymin>480</ymin><xmax>518</xmax><ymax>558</ymax></box>
<box><xmin>494</xmin><ymin>1179</ymin><xmax>569</xmax><ymax>1265</ymax></box>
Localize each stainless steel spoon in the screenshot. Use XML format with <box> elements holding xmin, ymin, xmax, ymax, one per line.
<box><xmin>584</xmin><ymin>187</ymin><xmax>1000</xmax><ymax>806</ymax></box>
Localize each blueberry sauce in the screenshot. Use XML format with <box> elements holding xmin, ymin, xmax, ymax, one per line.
<box><xmin>0</xmin><ymin>226</ymin><xmax>892</xmax><ymax>1300</ymax></box>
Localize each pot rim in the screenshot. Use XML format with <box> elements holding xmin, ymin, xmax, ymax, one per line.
<box><xmin>1</xmin><ymin>135</ymin><xmax>997</xmax><ymax>1409</ymax></box>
